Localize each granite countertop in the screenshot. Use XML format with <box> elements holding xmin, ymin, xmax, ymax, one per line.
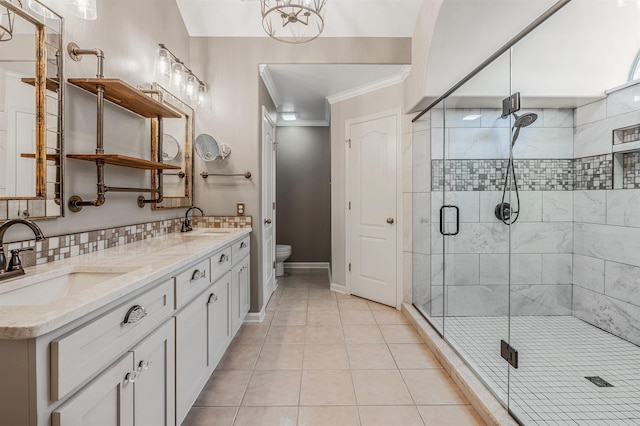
<box><xmin>0</xmin><ymin>228</ymin><xmax>251</xmax><ymax>340</ymax></box>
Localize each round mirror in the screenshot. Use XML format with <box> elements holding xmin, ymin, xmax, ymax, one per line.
<box><xmin>162</xmin><ymin>134</ymin><xmax>180</xmax><ymax>161</ymax></box>
<box><xmin>194</xmin><ymin>133</ymin><xmax>220</xmax><ymax>162</ymax></box>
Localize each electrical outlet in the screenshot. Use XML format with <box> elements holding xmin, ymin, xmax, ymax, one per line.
<box><xmin>236</xmin><ymin>202</ymin><xmax>245</xmax><ymax>216</ymax></box>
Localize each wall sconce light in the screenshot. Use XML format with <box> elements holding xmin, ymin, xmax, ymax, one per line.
<box><xmin>27</xmin><ymin>0</ymin><xmax>55</xmax><ymax>18</ymax></box>
<box><xmin>70</xmin><ymin>0</ymin><xmax>97</xmax><ymax>20</ymax></box>
<box><xmin>154</xmin><ymin>43</ymin><xmax>207</xmax><ymax>107</ymax></box>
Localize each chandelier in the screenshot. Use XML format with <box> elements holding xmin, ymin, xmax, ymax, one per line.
<box><xmin>0</xmin><ymin>0</ymin><xmax>21</xmax><ymax>42</ymax></box>
<box><xmin>261</xmin><ymin>0</ymin><xmax>327</xmax><ymax>44</ymax></box>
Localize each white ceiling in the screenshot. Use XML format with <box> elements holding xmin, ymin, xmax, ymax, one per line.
<box><xmin>174</xmin><ymin>1</ymin><xmax>419</xmax><ymax>125</ymax></box>
<box><xmin>176</xmin><ymin>0</ymin><xmax>424</xmax><ymax>38</ymax></box>
<box><xmin>261</xmin><ymin>64</ymin><xmax>409</xmax><ymax>125</ymax></box>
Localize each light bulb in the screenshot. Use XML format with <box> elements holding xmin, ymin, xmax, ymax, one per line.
<box><xmin>171</xmin><ymin>62</ymin><xmax>186</xmax><ymax>91</ymax></box>
<box><xmin>71</xmin><ymin>0</ymin><xmax>97</xmax><ymax>20</ymax></box>
<box><xmin>154</xmin><ymin>47</ymin><xmax>172</xmax><ymax>81</ymax></box>
<box><xmin>197</xmin><ymin>84</ymin><xmax>207</xmax><ymax>108</ymax></box>
<box><xmin>185</xmin><ymin>74</ymin><xmax>197</xmax><ymax>101</ymax></box>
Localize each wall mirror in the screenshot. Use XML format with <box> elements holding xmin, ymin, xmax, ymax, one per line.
<box><xmin>0</xmin><ymin>0</ymin><xmax>63</xmax><ymax>221</ymax></box>
<box><xmin>150</xmin><ymin>83</ymin><xmax>193</xmax><ymax>209</ymax></box>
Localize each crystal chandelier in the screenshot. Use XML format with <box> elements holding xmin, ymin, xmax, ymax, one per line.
<box><xmin>261</xmin><ymin>0</ymin><xmax>327</xmax><ymax>44</ymax></box>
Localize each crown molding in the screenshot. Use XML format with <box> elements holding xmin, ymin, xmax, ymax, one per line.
<box><xmin>259</xmin><ymin>64</ymin><xmax>282</xmax><ymax>108</ymax></box>
<box><xmin>326</xmin><ymin>65</ymin><xmax>411</xmax><ymax>104</ymax></box>
<box><xmin>276</xmin><ymin>119</ymin><xmax>330</xmax><ymax>127</ymax></box>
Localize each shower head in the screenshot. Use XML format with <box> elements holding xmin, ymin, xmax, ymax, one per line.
<box><xmin>514</xmin><ymin>112</ymin><xmax>538</xmax><ymax>128</ymax></box>
<box><xmin>511</xmin><ymin>112</ymin><xmax>538</xmax><ymax>146</ymax></box>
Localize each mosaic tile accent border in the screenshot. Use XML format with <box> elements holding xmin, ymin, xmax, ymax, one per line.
<box><xmin>431</xmin><ymin>159</ymin><xmax>574</xmax><ymax>191</ymax></box>
<box><xmin>623</xmin><ymin>152</ymin><xmax>640</xmax><ymax>189</ymax></box>
<box><xmin>2</xmin><ymin>216</ymin><xmax>252</xmax><ymax>269</ymax></box>
<box><xmin>574</xmin><ymin>154</ymin><xmax>613</xmax><ymax>190</ymax></box>
<box><xmin>431</xmin><ymin>154</ymin><xmax>624</xmax><ymax>192</ymax></box>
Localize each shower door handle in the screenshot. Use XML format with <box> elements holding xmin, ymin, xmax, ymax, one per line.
<box><xmin>439</xmin><ymin>205</ymin><xmax>460</xmax><ymax>236</ymax></box>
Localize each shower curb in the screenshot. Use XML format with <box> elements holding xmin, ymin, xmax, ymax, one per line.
<box><xmin>401</xmin><ymin>303</ymin><xmax>519</xmax><ymax>426</ymax></box>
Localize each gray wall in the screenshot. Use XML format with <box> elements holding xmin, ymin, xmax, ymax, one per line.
<box><xmin>275</xmin><ymin>126</ymin><xmax>330</xmax><ymax>263</ymax></box>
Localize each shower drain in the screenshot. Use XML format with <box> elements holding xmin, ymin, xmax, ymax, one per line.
<box><xmin>585</xmin><ymin>376</ymin><xmax>614</xmax><ymax>387</ymax></box>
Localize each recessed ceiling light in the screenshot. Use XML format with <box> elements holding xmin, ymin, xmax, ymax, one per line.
<box><xmin>281</xmin><ymin>112</ymin><xmax>298</xmax><ymax>121</ymax></box>
<box><xmin>462</xmin><ymin>114</ymin><xmax>482</xmax><ymax>121</ymax></box>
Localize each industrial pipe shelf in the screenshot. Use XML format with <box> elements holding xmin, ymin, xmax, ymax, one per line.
<box><xmin>67</xmin><ymin>154</ymin><xmax>181</xmax><ymax>170</ymax></box>
<box><xmin>67</xmin><ymin>78</ymin><xmax>181</xmax><ymax>118</ymax></box>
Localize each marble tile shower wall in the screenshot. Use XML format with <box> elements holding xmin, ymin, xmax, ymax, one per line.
<box><xmin>425</xmin><ymin>108</ymin><xmax>575</xmax><ymax>317</ymax></box>
<box><xmin>573</xmin><ymin>82</ymin><xmax>640</xmax><ymax>347</ymax></box>
<box><xmin>1</xmin><ymin>216</ymin><xmax>252</xmax><ymax>270</ymax></box>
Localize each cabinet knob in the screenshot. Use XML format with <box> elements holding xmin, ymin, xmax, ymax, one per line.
<box><xmin>386</xmin><ymin>218</ymin><xmax>395</xmax><ymax>224</ymax></box>
<box><xmin>123</xmin><ymin>305</ymin><xmax>147</xmax><ymax>324</ymax></box>
<box><xmin>219</xmin><ymin>254</ymin><xmax>229</xmax><ymax>263</ymax></box>
<box><xmin>207</xmin><ymin>293</ymin><xmax>218</xmax><ymax>304</ymax></box>
<box><xmin>240</xmin><ymin>242</ymin><xmax>247</xmax><ymax>249</ymax></box>
<box><xmin>264</xmin><ymin>219</ymin><xmax>272</xmax><ymax>225</ymax></box>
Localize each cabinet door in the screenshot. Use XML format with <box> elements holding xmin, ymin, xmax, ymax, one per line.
<box><xmin>132</xmin><ymin>319</ymin><xmax>175</xmax><ymax>426</ymax></box>
<box><xmin>231</xmin><ymin>255</ymin><xmax>250</xmax><ymax>337</ymax></box>
<box><xmin>208</xmin><ymin>272</ymin><xmax>231</xmax><ymax>370</ymax></box>
<box><xmin>52</xmin><ymin>353</ymin><xmax>134</xmax><ymax>426</ymax></box>
<box><xmin>175</xmin><ymin>289</ymin><xmax>211</xmax><ymax>425</ymax></box>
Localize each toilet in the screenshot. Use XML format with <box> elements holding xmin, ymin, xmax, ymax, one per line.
<box><xmin>275</xmin><ymin>244</ymin><xmax>292</xmax><ymax>277</ymax></box>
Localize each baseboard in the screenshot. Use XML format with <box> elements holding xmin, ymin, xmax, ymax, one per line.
<box><xmin>401</xmin><ymin>303</ymin><xmax>518</xmax><ymax>426</ymax></box>
<box><xmin>284</xmin><ymin>262</ymin><xmax>330</xmax><ymax>269</ymax></box>
<box><xmin>244</xmin><ymin>308</ymin><xmax>266</xmax><ymax>323</ymax></box>
<box><xmin>330</xmin><ymin>282</ymin><xmax>347</xmax><ymax>294</ymax></box>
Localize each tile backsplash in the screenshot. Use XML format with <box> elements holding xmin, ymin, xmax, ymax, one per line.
<box><xmin>2</xmin><ymin>216</ymin><xmax>252</xmax><ymax>269</ymax></box>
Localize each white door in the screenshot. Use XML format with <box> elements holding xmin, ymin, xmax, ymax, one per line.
<box><xmin>347</xmin><ymin>112</ymin><xmax>399</xmax><ymax>307</ymax></box>
<box><xmin>262</xmin><ymin>107</ymin><xmax>276</xmax><ymax>304</ymax></box>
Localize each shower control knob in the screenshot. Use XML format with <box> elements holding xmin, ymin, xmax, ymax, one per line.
<box><xmin>386</xmin><ymin>218</ymin><xmax>395</xmax><ymax>224</ymax></box>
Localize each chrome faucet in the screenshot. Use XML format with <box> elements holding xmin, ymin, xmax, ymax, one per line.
<box><xmin>181</xmin><ymin>206</ymin><xmax>204</xmax><ymax>232</ymax></box>
<box><xmin>0</xmin><ymin>219</ymin><xmax>46</xmax><ymax>280</ymax></box>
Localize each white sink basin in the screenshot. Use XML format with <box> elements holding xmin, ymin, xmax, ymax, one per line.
<box><xmin>0</xmin><ymin>267</ymin><xmax>126</xmax><ymax>306</ymax></box>
<box><xmin>182</xmin><ymin>229</ymin><xmax>235</xmax><ymax>237</ymax></box>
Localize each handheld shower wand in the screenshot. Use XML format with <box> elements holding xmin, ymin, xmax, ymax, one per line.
<box><xmin>494</xmin><ymin>112</ymin><xmax>538</xmax><ymax>225</ymax></box>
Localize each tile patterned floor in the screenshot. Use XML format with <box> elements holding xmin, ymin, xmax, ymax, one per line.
<box><xmin>182</xmin><ymin>269</ymin><xmax>485</xmax><ymax>426</ymax></box>
<box><xmin>424</xmin><ymin>315</ymin><xmax>640</xmax><ymax>426</ymax></box>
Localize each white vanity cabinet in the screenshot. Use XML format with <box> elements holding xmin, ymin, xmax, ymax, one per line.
<box><xmin>52</xmin><ymin>319</ymin><xmax>175</xmax><ymax>426</ymax></box>
<box><xmin>0</xmin><ymin>229</ymin><xmax>251</xmax><ymax>426</ymax></box>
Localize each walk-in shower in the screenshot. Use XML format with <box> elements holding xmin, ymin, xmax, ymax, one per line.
<box><xmin>410</xmin><ymin>1</ymin><xmax>640</xmax><ymax>425</ymax></box>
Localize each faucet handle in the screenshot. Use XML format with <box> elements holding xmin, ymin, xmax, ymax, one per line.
<box><xmin>8</xmin><ymin>248</ymin><xmax>33</xmax><ymax>272</ymax></box>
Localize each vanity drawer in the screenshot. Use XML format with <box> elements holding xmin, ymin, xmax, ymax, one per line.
<box><xmin>50</xmin><ymin>279</ymin><xmax>174</xmax><ymax>401</ymax></box>
<box><xmin>231</xmin><ymin>235</ymin><xmax>250</xmax><ymax>265</ymax></box>
<box><xmin>174</xmin><ymin>258</ymin><xmax>211</xmax><ymax>309</ymax></box>
<box><xmin>210</xmin><ymin>246</ymin><xmax>232</xmax><ymax>283</ymax></box>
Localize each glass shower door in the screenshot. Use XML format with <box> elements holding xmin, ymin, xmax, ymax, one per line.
<box><xmin>437</xmin><ymin>51</ymin><xmax>514</xmax><ymax>407</ymax></box>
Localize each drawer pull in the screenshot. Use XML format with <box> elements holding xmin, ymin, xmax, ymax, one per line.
<box><xmin>125</xmin><ymin>371</ymin><xmax>138</xmax><ymax>383</ymax></box>
<box><xmin>207</xmin><ymin>293</ymin><xmax>218</xmax><ymax>304</ymax></box>
<box><xmin>123</xmin><ymin>305</ymin><xmax>147</xmax><ymax>324</ymax></box>
<box><xmin>191</xmin><ymin>269</ymin><xmax>206</xmax><ymax>281</ymax></box>
<box><xmin>138</xmin><ymin>360</ymin><xmax>153</xmax><ymax>371</ymax></box>
<box><xmin>218</xmin><ymin>254</ymin><xmax>229</xmax><ymax>263</ymax></box>
<box><xmin>240</xmin><ymin>241</ymin><xmax>247</xmax><ymax>249</ymax></box>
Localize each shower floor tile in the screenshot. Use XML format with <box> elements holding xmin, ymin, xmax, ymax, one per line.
<box><xmin>425</xmin><ymin>315</ymin><xmax>640</xmax><ymax>426</ymax></box>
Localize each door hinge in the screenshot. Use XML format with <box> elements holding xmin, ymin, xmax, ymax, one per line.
<box><xmin>500</xmin><ymin>340</ymin><xmax>518</xmax><ymax>369</ymax></box>
<box><xmin>348</xmin><ymin>201</ymin><xmax>351</xmax><ymax>210</ymax></box>
<box><xmin>273</xmin><ymin>202</ymin><xmax>276</xmax><ymax>210</ymax></box>
<box><xmin>348</xmin><ymin>263</ymin><xmax>351</xmax><ymax>272</ymax></box>
<box><xmin>272</xmin><ymin>141</ymin><xmax>277</xmax><ymax>151</ymax></box>
<box><xmin>273</xmin><ymin>261</ymin><xmax>275</xmax><ymax>269</ymax></box>
<box><xmin>501</xmin><ymin>92</ymin><xmax>521</xmax><ymax>118</ymax></box>
<box><xmin>346</xmin><ymin>139</ymin><xmax>351</xmax><ymax>148</ymax></box>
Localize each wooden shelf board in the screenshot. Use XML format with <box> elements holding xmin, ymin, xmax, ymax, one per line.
<box><xmin>21</xmin><ymin>77</ymin><xmax>60</xmax><ymax>93</ymax></box>
<box><xmin>67</xmin><ymin>154</ymin><xmax>182</xmax><ymax>170</ymax></box>
<box><xmin>67</xmin><ymin>78</ymin><xmax>181</xmax><ymax>118</ymax></box>
<box><xmin>21</xmin><ymin>153</ymin><xmax>61</xmax><ymax>161</ymax></box>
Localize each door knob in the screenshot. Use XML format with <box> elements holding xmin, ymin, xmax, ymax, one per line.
<box><xmin>386</xmin><ymin>218</ymin><xmax>395</xmax><ymax>224</ymax></box>
<box><xmin>264</xmin><ymin>219</ymin><xmax>272</xmax><ymax>224</ymax></box>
